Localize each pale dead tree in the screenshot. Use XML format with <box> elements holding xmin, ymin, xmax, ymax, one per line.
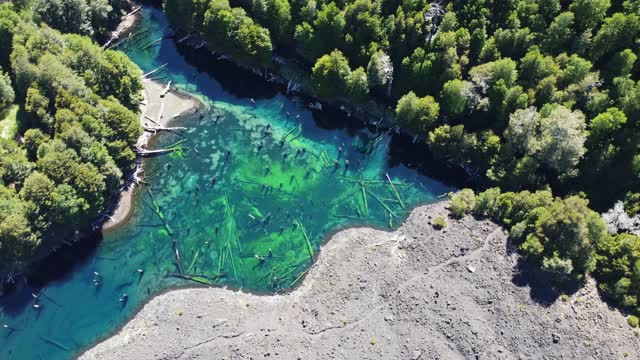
<box><xmin>471</xmin><ymin>72</ymin><xmax>491</xmax><ymax>95</ymax></box>
<box><xmin>424</xmin><ymin>1</ymin><xmax>445</xmax><ymax>45</ymax></box>
<box><xmin>367</xmin><ymin>51</ymin><xmax>394</xmax><ymax>97</ymax></box>
<box><xmin>573</xmin><ymin>73</ymin><xmax>604</xmax><ymax>104</ymax></box>
<box><xmin>505</xmin><ymin>107</ymin><xmax>542</xmax><ymax>156</ymax></box>
<box><xmin>380</xmin><ymin>55</ymin><xmax>394</xmax><ymax>97</ymax></box>
<box><xmin>602</xmin><ymin>201</ymin><xmax>640</xmax><ymax>235</ymax></box>
<box><xmin>537</xmin><ymin>106</ymin><xmax>587</xmax><ymax>177</ymax></box>
<box><xmin>459</xmin><ymin>80</ymin><xmax>485</xmax><ymax>112</ymax></box>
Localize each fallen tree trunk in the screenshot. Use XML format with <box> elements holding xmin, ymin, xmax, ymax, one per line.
<box><xmin>142</xmin><ymin>63</ymin><xmax>168</xmax><ymax>78</ymax></box>
<box><xmin>136</xmin><ymin>148</ymin><xmax>179</xmax><ymax>157</ymax></box>
<box><xmin>144</xmin><ymin>115</ymin><xmax>161</xmax><ymax>125</ymax></box>
<box><xmin>160</xmin><ymin>81</ymin><xmax>172</xmax><ymax>97</ymax></box>
<box><xmin>125</xmin><ymin>5</ymin><xmax>142</xmax><ymax>17</ymax></box>
<box><xmin>143</xmin><ymin>125</ymin><xmax>186</xmax><ymax>133</ymax></box>
<box><xmin>158</xmin><ymin>101</ymin><xmax>165</xmax><ymax>119</ymax></box>
<box><xmin>102</xmin><ymin>32</ymin><xmax>120</xmax><ymax>49</ymax></box>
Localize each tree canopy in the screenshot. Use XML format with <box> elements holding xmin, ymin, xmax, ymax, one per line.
<box><xmin>0</xmin><ymin>4</ymin><xmax>142</xmax><ymax>270</ymax></box>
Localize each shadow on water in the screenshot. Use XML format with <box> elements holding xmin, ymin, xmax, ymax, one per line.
<box><xmin>175</xmin><ymin>43</ymin><xmax>281</xmax><ymax>100</ymax></box>
<box><xmin>1</xmin><ymin>232</ymin><xmax>103</xmax><ymax>316</ymax></box>
<box><xmin>172</xmin><ymin>42</ymin><xmax>470</xmax><ymax>190</ymax></box>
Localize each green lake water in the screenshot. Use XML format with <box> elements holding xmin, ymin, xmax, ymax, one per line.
<box><xmin>0</xmin><ymin>7</ymin><xmax>454</xmax><ymax>359</ymax></box>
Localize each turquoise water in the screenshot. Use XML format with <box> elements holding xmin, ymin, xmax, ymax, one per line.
<box><xmin>0</xmin><ymin>7</ymin><xmax>454</xmax><ymax>360</ymax></box>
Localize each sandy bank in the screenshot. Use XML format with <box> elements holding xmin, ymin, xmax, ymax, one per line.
<box><xmin>102</xmin><ymin>80</ymin><xmax>200</xmax><ymax>231</ymax></box>
<box><xmin>82</xmin><ymin>201</ymin><xmax>639</xmax><ymax>359</ymax></box>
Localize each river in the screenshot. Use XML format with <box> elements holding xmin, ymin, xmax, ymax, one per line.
<box><xmin>0</xmin><ymin>7</ymin><xmax>455</xmax><ymax>359</ymax></box>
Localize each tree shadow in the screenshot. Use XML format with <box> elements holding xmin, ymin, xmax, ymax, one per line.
<box><xmin>508</xmin><ymin>237</ymin><xmax>584</xmax><ymax>306</ymax></box>
<box><xmin>0</xmin><ymin>231</ymin><xmax>103</xmax><ymax>316</ymax></box>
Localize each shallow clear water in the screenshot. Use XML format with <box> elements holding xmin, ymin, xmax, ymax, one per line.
<box><xmin>0</xmin><ymin>7</ymin><xmax>454</xmax><ymax>360</ymax></box>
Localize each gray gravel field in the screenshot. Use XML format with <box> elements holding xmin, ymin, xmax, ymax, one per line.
<box><xmin>82</xmin><ymin>201</ymin><xmax>639</xmax><ymax>360</ymax></box>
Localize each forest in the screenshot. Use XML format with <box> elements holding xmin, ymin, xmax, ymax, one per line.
<box><xmin>163</xmin><ymin>0</ymin><xmax>640</xmax><ymax>207</ymax></box>
<box><xmin>0</xmin><ymin>1</ymin><xmax>142</xmax><ymax>272</ymax></box>
<box><xmin>0</xmin><ymin>0</ymin><xmax>639</xmax><ymax>322</ymax></box>
<box><xmin>161</xmin><ymin>0</ymin><xmax>640</xmax><ymax>316</ymax></box>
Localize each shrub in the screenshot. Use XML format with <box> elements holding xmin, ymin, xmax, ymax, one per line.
<box><xmin>433</xmin><ymin>216</ymin><xmax>447</xmax><ymax>230</ymax></box>
<box><xmin>449</xmin><ymin>189</ymin><xmax>476</xmax><ymax>218</ymax></box>
<box><xmin>473</xmin><ymin>187</ymin><xmax>501</xmax><ymax>216</ymax></box>
<box><xmin>0</xmin><ymin>70</ymin><xmax>14</xmax><ymax>110</ymax></box>
<box><xmin>629</xmin><ymin>315</ymin><xmax>639</xmax><ymax>328</ymax></box>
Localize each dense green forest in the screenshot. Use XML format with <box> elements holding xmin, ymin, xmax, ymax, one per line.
<box><xmin>161</xmin><ymin>0</ymin><xmax>640</xmax><ymax>315</ymax></box>
<box><xmin>0</xmin><ymin>1</ymin><xmax>142</xmax><ymax>271</ymax></box>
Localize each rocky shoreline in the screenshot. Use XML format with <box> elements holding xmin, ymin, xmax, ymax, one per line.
<box><xmin>81</xmin><ymin>201</ymin><xmax>639</xmax><ymax>359</ymax></box>
<box><xmin>102</xmin><ymin>79</ymin><xmax>201</xmax><ymax>231</ymax></box>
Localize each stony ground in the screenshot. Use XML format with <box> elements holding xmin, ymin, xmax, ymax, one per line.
<box><xmin>82</xmin><ymin>201</ymin><xmax>639</xmax><ymax>360</ymax></box>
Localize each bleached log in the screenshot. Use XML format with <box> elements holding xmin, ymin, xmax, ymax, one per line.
<box><xmin>142</xmin><ymin>63</ymin><xmax>168</xmax><ymax>78</ymax></box>
<box><xmin>144</xmin><ymin>125</ymin><xmax>186</xmax><ymax>133</ymax></box>
<box><xmin>125</xmin><ymin>6</ymin><xmax>141</xmax><ymax>17</ymax></box>
<box><xmin>160</xmin><ymin>81</ymin><xmax>172</xmax><ymax>98</ymax></box>
<box><xmin>144</xmin><ymin>115</ymin><xmax>161</xmax><ymax>125</ymax></box>
<box><xmin>158</xmin><ymin>101</ymin><xmax>165</xmax><ymax>119</ymax></box>
<box><xmin>136</xmin><ymin>148</ymin><xmax>178</xmax><ymax>157</ymax></box>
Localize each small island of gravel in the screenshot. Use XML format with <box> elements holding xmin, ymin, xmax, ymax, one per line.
<box><xmin>82</xmin><ymin>201</ymin><xmax>639</xmax><ymax>360</ymax></box>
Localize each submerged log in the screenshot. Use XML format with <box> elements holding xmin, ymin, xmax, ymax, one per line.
<box><xmin>168</xmin><ymin>274</ymin><xmax>221</xmax><ymax>286</ymax></box>
<box><xmin>141</xmin><ymin>37</ymin><xmax>163</xmax><ymax>50</ymax></box>
<box><xmin>177</xmin><ymin>34</ymin><xmax>193</xmax><ymax>43</ymax></box>
<box><xmin>40</xmin><ymin>336</ymin><xmax>70</xmax><ymax>351</ymax></box>
<box><xmin>102</xmin><ymin>32</ymin><xmax>120</xmax><ymax>49</ymax></box>
<box><xmin>385</xmin><ymin>173</ymin><xmax>405</xmax><ymax>209</ymax></box>
<box><xmin>294</xmin><ymin>218</ymin><xmax>314</xmax><ymax>261</ymax></box>
<box><xmin>173</xmin><ymin>239</ymin><xmax>185</xmax><ymax>275</ymax></box>
<box><xmin>146</xmin><ymin>190</ymin><xmax>184</xmax><ymax>275</ymax></box>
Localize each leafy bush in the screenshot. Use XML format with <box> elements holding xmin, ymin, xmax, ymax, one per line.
<box><xmin>449</xmin><ymin>189</ymin><xmax>476</xmax><ymax>218</ymax></box>
<box><xmin>628</xmin><ymin>316</ymin><xmax>639</xmax><ymax>328</ymax></box>
<box><xmin>433</xmin><ymin>216</ymin><xmax>447</xmax><ymax>230</ymax></box>
<box><xmin>594</xmin><ymin>233</ymin><xmax>640</xmax><ymax>313</ymax></box>
<box><xmin>473</xmin><ymin>189</ymin><xmax>605</xmax><ymax>281</ymax></box>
